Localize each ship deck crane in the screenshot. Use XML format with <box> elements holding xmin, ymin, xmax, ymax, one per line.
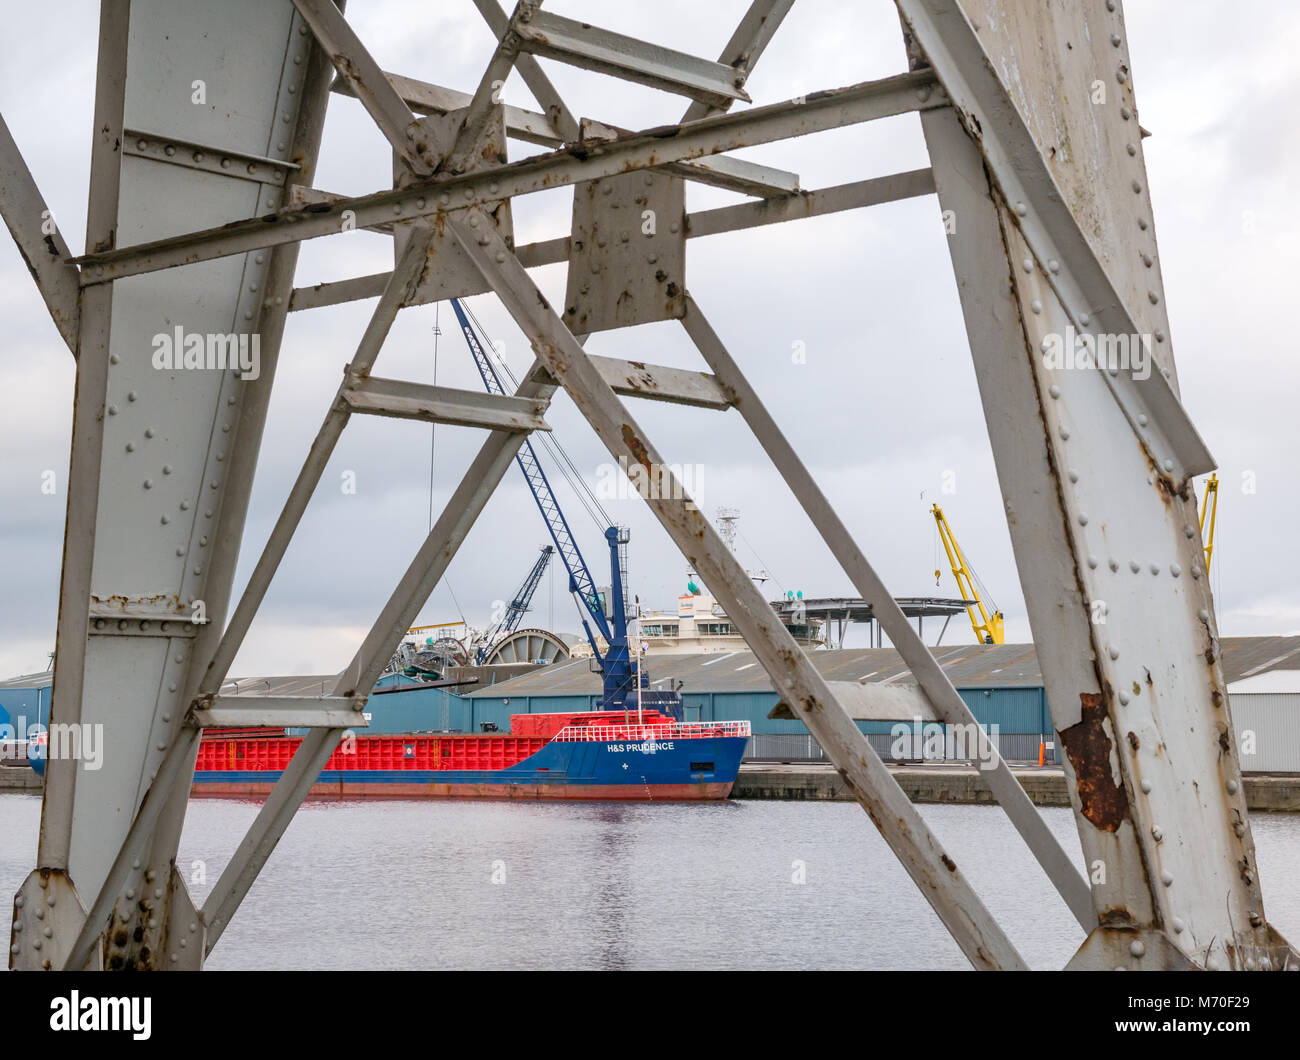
<box><xmin>1200</xmin><ymin>472</ymin><xmax>1219</xmax><ymax>573</ymax></box>
<box><xmin>931</xmin><ymin>504</ymin><xmax>1005</xmax><ymax>645</ymax></box>
<box><xmin>449</xmin><ymin>299</ymin><xmax>674</xmax><ymax>714</ymax></box>
<box><xmin>475</xmin><ymin>546</ymin><xmax>554</xmax><ymax>664</ymax></box>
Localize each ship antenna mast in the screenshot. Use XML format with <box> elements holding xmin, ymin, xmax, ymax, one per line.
<box><xmin>716</xmin><ymin>506</ymin><xmax>739</xmax><ymax>552</ymax></box>
<box><xmin>634</xmin><ymin>595</ymin><xmax>643</xmax><ymax>726</ymax></box>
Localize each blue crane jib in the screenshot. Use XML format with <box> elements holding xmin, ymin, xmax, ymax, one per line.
<box><xmin>449</xmin><ymin>300</ymin><xmax>679</xmax><ymax>716</ymax></box>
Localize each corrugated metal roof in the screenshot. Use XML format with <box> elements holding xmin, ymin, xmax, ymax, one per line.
<box><xmin>7</xmin><ymin>635</ymin><xmax>1294</xmax><ymax>698</ymax></box>
<box><xmin>465</xmin><ymin>636</ymin><xmax>1300</xmax><ymax>698</ymax></box>
<box><xmin>225</xmin><ymin>675</ymin><xmax>338</xmax><ymax>697</ymax></box>
<box><xmin>0</xmin><ymin>671</ymin><xmax>53</xmax><ymax>691</ymax></box>
<box><xmin>1227</xmin><ymin>669</ymin><xmax>1300</xmax><ymax>694</ymax></box>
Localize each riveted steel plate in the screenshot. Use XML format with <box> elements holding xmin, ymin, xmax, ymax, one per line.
<box><xmin>563</xmin><ymin>171</ymin><xmax>686</xmax><ymax>333</ymax></box>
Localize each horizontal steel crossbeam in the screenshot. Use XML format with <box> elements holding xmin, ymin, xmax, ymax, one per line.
<box><xmin>286</xmin><ymin>170</ymin><xmax>936</xmax><ymax>312</ymax></box>
<box><xmin>122</xmin><ymin>127</ymin><xmax>300</xmax><ymax>186</ymax></box>
<box><xmin>331</xmin><ymin>70</ymin><xmax>561</xmax><ymax>145</ymax></box>
<box><xmin>72</xmin><ymin>71</ymin><xmax>943</xmax><ymax>284</ymax></box>
<box><xmin>340</xmin><ymin>71</ymin><xmax>800</xmax><ymax>197</ymax></box>
<box><xmin>578</xmin><ymin>117</ymin><xmax>798</xmax><ymax>197</ymax></box>
<box><xmin>190</xmin><ymin>695</ymin><xmax>369</xmax><ymax>730</ymax></box>
<box><xmin>774</xmin><ymin>681</ymin><xmax>940</xmax><ymax>723</ymax></box>
<box><xmin>512</xmin><ymin>9</ymin><xmax>751</xmax><ymax>109</ymax></box>
<box><xmin>339</xmin><ymin>375</ymin><xmax>552</xmax><ymax>431</ymax></box>
<box><xmin>575</xmin><ymin>355</ymin><xmax>734</xmax><ymax>410</ymax></box>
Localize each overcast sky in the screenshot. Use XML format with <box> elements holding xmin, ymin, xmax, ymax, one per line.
<box><xmin>1</xmin><ymin>0</ymin><xmax>1298</xmax><ymax>679</ymax></box>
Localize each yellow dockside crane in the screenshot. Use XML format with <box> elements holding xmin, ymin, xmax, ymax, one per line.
<box><xmin>1200</xmin><ymin>472</ymin><xmax>1219</xmax><ymax>573</ymax></box>
<box><xmin>931</xmin><ymin>504</ymin><xmax>1005</xmax><ymax>645</ymax></box>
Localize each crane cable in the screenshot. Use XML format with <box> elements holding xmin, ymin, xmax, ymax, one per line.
<box><xmin>461</xmin><ymin>299</ymin><xmax>613</xmax><ymax>533</ymax></box>
<box><xmin>461</xmin><ymin>300</ymin><xmax>610</xmax><ymax>527</ymax></box>
<box><xmin>427</xmin><ymin>301</ymin><xmax>466</xmax><ymax>627</ymax></box>
<box><xmin>736</xmin><ymin>527</ymin><xmax>787</xmax><ymax>598</ymax></box>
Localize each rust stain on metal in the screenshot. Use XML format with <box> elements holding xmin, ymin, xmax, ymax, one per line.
<box><xmin>620</xmin><ymin>424</ymin><xmax>652</xmax><ymax>470</ymax></box>
<box><xmin>1059</xmin><ymin>692</ymin><xmax>1129</xmax><ymax>832</ymax></box>
<box><xmin>1098</xmin><ymin>906</ymin><xmax>1138</xmax><ymax>929</ymax></box>
<box><xmin>940</xmin><ymin>854</ymin><xmax>957</xmax><ymax>873</ymax></box>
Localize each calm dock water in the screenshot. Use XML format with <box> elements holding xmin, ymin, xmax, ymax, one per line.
<box><xmin>2</xmin><ymin>793</ymin><xmax>1297</xmax><ymax>969</ymax></box>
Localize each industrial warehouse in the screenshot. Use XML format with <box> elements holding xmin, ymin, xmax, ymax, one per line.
<box><xmin>8</xmin><ymin>635</ymin><xmax>1300</xmax><ymax>778</ymax></box>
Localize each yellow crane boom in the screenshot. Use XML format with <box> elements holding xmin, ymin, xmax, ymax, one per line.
<box><xmin>406</xmin><ymin>620</ymin><xmax>465</xmax><ymax>634</ymax></box>
<box><xmin>1199</xmin><ymin>472</ymin><xmax>1219</xmax><ymax>572</ymax></box>
<box><xmin>931</xmin><ymin>504</ymin><xmax>1005</xmax><ymax>645</ymax></box>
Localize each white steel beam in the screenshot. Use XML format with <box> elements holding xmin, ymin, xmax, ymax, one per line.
<box><xmin>62</xmin><ymin>727</ymin><xmax>203</xmax><ymax>970</ymax></box>
<box><xmin>511</xmin><ymin>9</ymin><xmax>751</xmax><ymax>109</ymax></box>
<box><xmin>202</xmin><ymin>365</ymin><xmax>558</xmax><ymax>955</ymax></box>
<box><xmin>190</xmin><ymin>695</ymin><xmax>369</xmax><ymax>729</ymax></box>
<box><xmin>919</xmin><ymin>66</ymin><xmax>1289</xmax><ymax>968</ymax></box>
<box><xmin>440</xmin><ymin>3</ymin><xmax>530</xmax><ymax>174</ymax></box>
<box><xmin>679</xmin><ymin>0</ymin><xmax>795</xmax><ymax>121</ymax></box>
<box><xmin>335</xmin><ymin>71</ymin><xmax>804</xmax><ymax>197</ymax></box>
<box><xmin>579</xmin><ymin>118</ymin><xmax>798</xmax><ymax>197</ymax></box>
<box><xmin>73</xmin><ymin>70</ymin><xmax>942</xmax><ymax>284</ymax></box>
<box><xmin>16</xmin><ymin>0</ymin><xmax>1279</xmax><ymax>977</ymax></box>
<box><xmin>287</xmin><ymin>171</ymin><xmax>936</xmax><ymax>312</ymax></box>
<box><xmin>331</xmin><ymin>70</ymin><xmax>561</xmax><ymax>146</ymax></box>
<box><xmin>681</xmin><ymin>296</ymin><xmax>1095</xmax><ymax>930</ymax></box>
<box><xmin>470</xmin><ymin>0</ymin><xmax>581</xmax><ymax>142</ymax></box>
<box><xmin>198</xmin><ymin>225</ymin><xmax>435</xmax><ymax>692</ymax></box>
<box><xmin>340</xmin><ymin>375</ymin><xmax>552</xmax><ymax>431</ymax></box>
<box><xmin>0</xmin><ymin>113</ymin><xmax>81</xmax><ymax>354</ymax></box>
<box><xmin>895</xmin><ymin>0</ymin><xmax>1211</xmax><ymax>484</ymax></box>
<box><xmin>201</xmin><ymin>727</ymin><xmax>347</xmax><ymax>953</ymax></box>
<box><xmin>582</xmin><ymin>355</ymin><xmax>734</xmax><ymax>411</ymax></box>
<box><xmin>686</xmin><ymin>169</ymin><xmax>936</xmax><ymax>236</ymax></box>
<box><xmin>290</xmin><ymin>0</ymin><xmax>434</xmax><ymax>175</ymax></box>
<box><xmin>334</xmin><ymin>380</ymin><xmax>558</xmax><ymax>698</ymax></box>
<box><xmin>775</xmin><ymin>682</ymin><xmax>941</xmax><ymax>724</ymax></box>
<box><xmin>473</xmin><ymin>0</ymin><xmax>798</xmax><ymax>200</ymax></box>
<box><xmin>32</xmin><ymin>0</ymin><xmax>130</xmax><ymax>890</ymax></box>
<box><xmin>120</xmin><ymin>3</ymin><xmax>342</xmax><ymax>975</ymax></box>
<box><xmin>450</xmin><ymin>209</ymin><xmax>1026</xmax><ymax>970</ymax></box>
<box><xmin>23</xmin><ymin>0</ymin><xmax>339</xmax><ymax>974</ymax></box>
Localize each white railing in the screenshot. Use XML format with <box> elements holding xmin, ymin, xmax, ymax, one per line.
<box><xmin>551</xmin><ymin>720</ymin><xmax>752</xmax><ymax>742</ymax></box>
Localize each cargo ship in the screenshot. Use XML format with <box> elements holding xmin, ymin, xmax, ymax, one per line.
<box><xmin>188</xmin><ymin>709</ymin><xmax>750</xmax><ymax>800</ymax></box>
